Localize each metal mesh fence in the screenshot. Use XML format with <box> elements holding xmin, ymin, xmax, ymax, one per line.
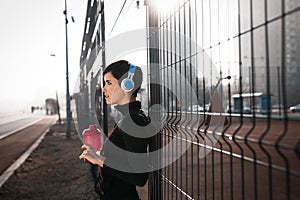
<box><xmin>147</xmin><ymin>0</ymin><xmax>300</xmax><ymax>199</ymax></box>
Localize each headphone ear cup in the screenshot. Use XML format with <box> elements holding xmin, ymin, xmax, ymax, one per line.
<box><xmin>121</xmin><ymin>78</ymin><xmax>134</xmax><ymax>92</ymax></box>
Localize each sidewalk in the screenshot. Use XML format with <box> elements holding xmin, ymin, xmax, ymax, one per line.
<box><xmin>0</xmin><ymin>119</ymin><xmax>99</xmax><ymax>200</ymax></box>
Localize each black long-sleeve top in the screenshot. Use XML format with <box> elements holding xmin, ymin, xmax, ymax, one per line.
<box><xmin>100</xmin><ymin>101</ymin><xmax>152</xmax><ymax>199</ymax></box>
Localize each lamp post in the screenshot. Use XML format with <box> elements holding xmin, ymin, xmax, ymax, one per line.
<box><xmin>63</xmin><ymin>0</ymin><xmax>71</xmax><ymax>139</ymax></box>
<box><xmin>216</xmin><ymin>75</ymin><xmax>232</xmax><ymax>88</ymax></box>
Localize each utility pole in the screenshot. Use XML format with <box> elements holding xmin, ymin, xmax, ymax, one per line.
<box><xmin>63</xmin><ymin>0</ymin><xmax>71</xmax><ymax>139</ymax></box>
<box><xmin>56</xmin><ymin>91</ymin><xmax>62</xmax><ymax>124</ymax></box>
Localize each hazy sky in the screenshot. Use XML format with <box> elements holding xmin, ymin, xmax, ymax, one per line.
<box><xmin>0</xmin><ymin>0</ymin><xmax>87</xmax><ymax>113</ymax></box>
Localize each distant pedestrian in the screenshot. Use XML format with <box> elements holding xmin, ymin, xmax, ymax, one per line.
<box><xmin>79</xmin><ymin>60</ymin><xmax>152</xmax><ymax>200</ymax></box>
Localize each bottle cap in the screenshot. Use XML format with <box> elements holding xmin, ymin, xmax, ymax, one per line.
<box><xmin>89</xmin><ymin>124</ymin><xmax>97</xmax><ymax>130</ymax></box>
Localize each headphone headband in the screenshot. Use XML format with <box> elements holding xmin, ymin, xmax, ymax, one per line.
<box><xmin>128</xmin><ymin>63</ymin><xmax>136</xmax><ymax>74</ymax></box>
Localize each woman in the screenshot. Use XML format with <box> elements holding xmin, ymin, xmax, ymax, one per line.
<box><xmin>79</xmin><ymin>60</ymin><xmax>151</xmax><ymax>200</ymax></box>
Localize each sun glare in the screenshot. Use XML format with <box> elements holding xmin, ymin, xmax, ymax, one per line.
<box><xmin>153</xmin><ymin>0</ymin><xmax>179</xmax><ymax>13</ymax></box>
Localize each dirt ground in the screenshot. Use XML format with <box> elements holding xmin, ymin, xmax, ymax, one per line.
<box><xmin>0</xmin><ymin>120</ymin><xmax>100</xmax><ymax>200</ymax></box>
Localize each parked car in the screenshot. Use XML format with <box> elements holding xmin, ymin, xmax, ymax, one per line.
<box><xmin>242</xmin><ymin>106</ymin><xmax>251</xmax><ymax>114</ymax></box>
<box><xmin>252</xmin><ymin>104</ymin><xmax>261</xmax><ymax>110</ymax></box>
<box><xmin>289</xmin><ymin>104</ymin><xmax>300</xmax><ymax>112</ymax></box>
<box><xmin>272</xmin><ymin>104</ymin><xmax>284</xmax><ymax>109</ymax></box>
<box><xmin>204</xmin><ymin>104</ymin><xmax>210</xmax><ymax>112</ymax></box>
<box><xmin>227</xmin><ymin>105</ymin><xmax>251</xmax><ymax>114</ymax></box>
<box><xmin>188</xmin><ymin>105</ymin><xmax>204</xmax><ymax>112</ymax></box>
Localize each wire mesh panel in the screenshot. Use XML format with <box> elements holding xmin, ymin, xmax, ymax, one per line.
<box><xmin>147</xmin><ymin>0</ymin><xmax>300</xmax><ymax>199</ymax></box>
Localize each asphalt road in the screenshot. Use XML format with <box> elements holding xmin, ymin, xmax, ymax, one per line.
<box><xmin>0</xmin><ymin>117</ymin><xmax>44</xmax><ymax>139</ymax></box>
<box><xmin>0</xmin><ymin>116</ymin><xmax>57</xmax><ymax>176</ymax></box>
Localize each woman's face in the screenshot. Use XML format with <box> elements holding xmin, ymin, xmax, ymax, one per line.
<box><xmin>102</xmin><ymin>72</ymin><xmax>128</xmax><ymax>105</ymax></box>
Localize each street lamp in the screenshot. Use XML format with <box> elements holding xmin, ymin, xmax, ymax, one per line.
<box><xmin>63</xmin><ymin>0</ymin><xmax>71</xmax><ymax>139</ymax></box>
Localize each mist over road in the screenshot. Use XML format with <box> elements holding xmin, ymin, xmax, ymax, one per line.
<box><xmin>0</xmin><ymin>112</ymin><xmax>46</xmax><ymax>139</ymax></box>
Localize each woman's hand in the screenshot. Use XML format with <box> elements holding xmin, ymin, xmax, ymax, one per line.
<box><xmin>79</xmin><ymin>144</ymin><xmax>104</xmax><ymax>167</ymax></box>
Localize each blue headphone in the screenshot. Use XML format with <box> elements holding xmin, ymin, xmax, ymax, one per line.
<box><xmin>121</xmin><ymin>63</ymin><xmax>136</xmax><ymax>92</ymax></box>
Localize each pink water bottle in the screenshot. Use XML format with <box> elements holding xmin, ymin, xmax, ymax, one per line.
<box><xmin>82</xmin><ymin>124</ymin><xmax>101</xmax><ymax>151</ymax></box>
